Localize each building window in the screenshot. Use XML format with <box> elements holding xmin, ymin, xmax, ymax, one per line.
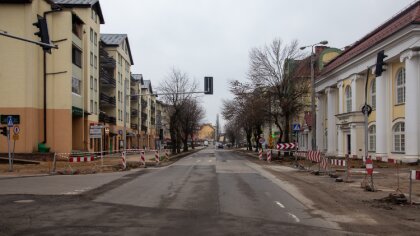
<box><xmin>90</xmin><ymin>100</ymin><xmax>93</xmax><ymax>113</ymax></box>
<box><xmin>94</xmin><ymin>78</ymin><xmax>97</xmax><ymax>91</ymax></box>
<box><xmin>72</xmin><ymin>46</ymin><xmax>82</xmax><ymax>68</ymax></box>
<box><xmin>368</xmin><ymin>125</ymin><xmax>376</xmax><ymax>152</ymax></box>
<box><xmin>94</xmin><ymin>101</ymin><xmax>98</xmax><ymax>114</ymax></box>
<box><xmin>90</xmin><ymin>76</ymin><xmax>93</xmax><ymax>89</ymax></box>
<box><xmin>72</xmin><ymin>77</ymin><xmax>81</xmax><ymax>95</ymax></box>
<box><xmin>396</xmin><ymin>68</ymin><xmax>406</xmax><ymax>104</ymax></box>
<box><xmin>94</xmin><ymin>55</ymin><xmax>97</xmax><ymax>68</ymax></box>
<box><xmin>370</xmin><ymin>79</ymin><xmax>376</xmax><ymax>109</ymax></box>
<box><xmin>393</xmin><ymin>122</ymin><xmax>405</xmax><ymax>153</ymax></box>
<box><xmin>72</xmin><ymin>15</ymin><xmax>83</xmax><ymax>39</ymax></box>
<box><xmin>90</xmin><ymin>28</ymin><xmax>93</xmax><ymax>43</ymax></box>
<box><xmin>345</xmin><ymin>85</ymin><xmax>352</xmax><ymax>112</ymax></box>
<box><xmin>90</xmin><ymin>52</ymin><xmax>93</xmax><ymax>66</ymax></box>
<box><xmin>94</xmin><ymin>32</ymin><xmax>97</xmax><ymax>45</ymax></box>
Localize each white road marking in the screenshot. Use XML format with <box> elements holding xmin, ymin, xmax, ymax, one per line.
<box><xmin>275</xmin><ymin>201</ymin><xmax>285</xmax><ymax>208</ymax></box>
<box><xmin>288</xmin><ymin>213</ymin><xmax>300</xmax><ymax>223</ymax></box>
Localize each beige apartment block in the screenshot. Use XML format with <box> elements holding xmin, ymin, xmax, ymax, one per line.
<box><xmin>0</xmin><ymin>0</ymin><xmax>104</xmax><ymax>154</ymax></box>
<box><xmin>99</xmin><ymin>34</ymin><xmax>134</xmax><ymax>152</ymax></box>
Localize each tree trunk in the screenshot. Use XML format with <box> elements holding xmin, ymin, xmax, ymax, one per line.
<box><xmin>284</xmin><ymin>114</ymin><xmax>290</xmax><ymax>143</ymax></box>
<box><xmin>190</xmin><ymin>134</ymin><xmax>195</xmax><ymax>149</ymax></box>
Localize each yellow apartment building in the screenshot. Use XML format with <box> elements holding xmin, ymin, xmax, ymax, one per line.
<box><xmin>0</xmin><ymin>0</ymin><xmax>104</xmax><ymax>154</ymax></box>
<box><xmin>315</xmin><ymin>1</ymin><xmax>420</xmax><ymax>163</ymax></box>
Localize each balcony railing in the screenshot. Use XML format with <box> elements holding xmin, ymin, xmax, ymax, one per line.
<box><xmin>99</xmin><ymin>113</ymin><xmax>117</xmax><ymax>125</ymax></box>
<box><xmin>131</xmin><ymin>108</ymin><xmax>138</xmax><ymax>117</ymax></box>
<box><xmin>100</xmin><ymin>93</ymin><xmax>116</xmax><ymax>106</ymax></box>
<box><xmin>100</xmin><ymin>68</ymin><xmax>116</xmax><ymax>88</ymax></box>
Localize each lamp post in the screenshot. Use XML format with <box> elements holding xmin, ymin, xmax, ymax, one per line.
<box><xmin>300</xmin><ymin>40</ymin><xmax>328</xmax><ymax>151</ymax></box>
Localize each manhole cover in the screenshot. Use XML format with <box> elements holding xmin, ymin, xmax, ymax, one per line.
<box><xmin>14</xmin><ymin>200</ymin><xmax>35</xmax><ymax>204</ymax></box>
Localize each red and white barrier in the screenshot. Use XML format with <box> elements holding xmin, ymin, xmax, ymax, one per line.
<box><xmin>155</xmin><ymin>150</ymin><xmax>160</xmax><ymax>164</ymax></box>
<box><xmin>121</xmin><ymin>151</ymin><xmax>127</xmax><ymax>169</ymax></box>
<box><xmin>330</xmin><ymin>159</ymin><xmax>347</xmax><ymax>167</ymax></box>
<box><xmin>308</xmin><ymin>151</ymin><xmax>321</xmax><ymax>163</ymax></box>
<box><xmin>320</xmin><ymin>157</ymin><xmax>329</xmax><ymax>170</ymax></box>
<box><xmin>411</xmin><ymin>170</ymin><xmax>420</xmax><ymax>180</ymax></box>
<box><xmin>366</xmin><ymin>157</ymin><xmax>373</xmax><ymax>175</ymax></box>
<box><xmin>140</xmin><ymin>151</ymin><xmax>146</xmax><ymax>166</ymax></box>
<box><xmin>69</xmin><ymin>155</ymin><xmax>96</xmax><ymax>163</ymax></box>
<box><xmin>258</xmin><ymin>150</ymin><xmax>263</xmax><ymax>160</ymax></box>
<box><xmin>267</xmin><ymin>150</ymin><xmax>272</xmax><ymax>162</ymax></box>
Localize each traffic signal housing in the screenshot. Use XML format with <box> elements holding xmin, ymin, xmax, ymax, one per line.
<box><xmin>0</xmin><ymin>127</ymin><xmax>7</xmax><ymax>137</ymax></box>
<box><xmin>375</xmin><ymin>50</ymin><xmax>387</xmax><ymax>77</ymax></box>
<box><xmin>204</xmin><ymin>77</ymin><xmax>213</xmax><ymax>95</ymax></box>
<box><xmin>33</xmin><ymin>15</ymin><xmax>51</xmax><ymax>53</ymax></box>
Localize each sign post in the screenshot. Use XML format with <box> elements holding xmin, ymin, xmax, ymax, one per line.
<box><xmin>7</xmin><ymin>116</ymin><xmax>13</xmax><ymax>172</ymax></box>
<box><xmin>90</xmin><ymin>125</ymin><xmax>103</xmax><ymax>166</ymax></box>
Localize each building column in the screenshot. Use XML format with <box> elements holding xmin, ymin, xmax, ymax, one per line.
<box><xmin>316</xmin><ymin>93</ymin><xmax>325</xmax><ymax>152</ymax></box>
<box><xmin>351</xmin><ymin>77</ymin><xmax>357</xmax><ymax>112</ymax></box>
<box><xmin>375</xmin><ymin>70</ymin><xmax>388</xmax><ymax>159</ymax></box>
<box><xmin>326</xmin><ymin>87</ymin><xmax>337</xmax><ymax>156</ymax></box>
<box><xmin>401</xmin><ymin>49</ymin><xmax>420</xmax><ymax>163</ymax></box>
<box><xmin>336</xmin><ymin>82</ymin><xmax>344</xmax><ymax>157</ymax></box>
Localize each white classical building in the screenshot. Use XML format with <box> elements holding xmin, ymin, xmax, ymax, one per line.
<box><xmin>315</xmin><ymin>1</ymin><xmax>420</xmax><ymax>163</ymax></box>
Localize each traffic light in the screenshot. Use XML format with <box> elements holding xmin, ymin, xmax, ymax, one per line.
<box><xmin>204</xmin><ymin>77</ymin><xmax>213</xmax><ymax>95</ymax></box>
<box><xmin>375</xmin><ymin>50</ymin><xmax>387</xmax><ymax>77</ymax></box>
<box><xmin>159</xmin><ymin>129</ymin><xmax>163</xmax><ymax>140</ymax></box>
<box><xmin>33</xmin><ymin>15</ymin><xmax>51</xmax><ymax>53</ymax></box>
<box><xmin>0</xmin><ymin>127</ymin><xmax>7</xmax><ymax>137</ymax></box>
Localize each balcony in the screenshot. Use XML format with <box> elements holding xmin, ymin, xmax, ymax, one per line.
<box><xmin>100</xmin><ymin>93</ymin><xmax>116</xmax><ymax>107</ymax></box>
<box><xmin>131</xmin><ymin>108</ymin><xmax>138</xmax><ymax>117</ymax></box>
<box><xmin>131</xmin><ymin>123</ymin><xmax>138</xmax><ymax>130</ymax></box>
<box><xmin>99</xmin><ymin>46</ymin><xmax>116</xmax><ymax>68</ymax></box>
<box><xmin>99</xmin><ymin>113</ymin><xmax>117</xmax><ymax>125</ymax></box>
<box><xmin>141</xmin><ymin>99</ymin><xmax>147</xmax><ymax>108</ymax></box>
<box><xmin>141</xmin><ymin>112</ymin><xmax>147</xmax><ymax>121</ymax></box>
<box><xmin>141</xmin><ymin>125</ymin><xmax>148</xmax><ymax>132</ymax></box>
<box><xmin>100</xmin><ymin>68</ymin><xmax>116</xmax><ymax>88</ymax></box>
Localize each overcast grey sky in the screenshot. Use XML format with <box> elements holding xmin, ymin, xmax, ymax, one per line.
<box><xmin>100</xmin><ymin>0</ymin><xmax>415</xmax><ymax>126</ymax></box>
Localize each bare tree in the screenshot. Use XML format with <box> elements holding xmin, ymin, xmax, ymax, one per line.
<box><xmin>179</xmin><ymin>98</ymin><xmax>205</xmax><ymax>151</ymax></box>
<box><xmin>222</xmin><ymin>80</ymin><xmax>265</xmax><ymax>151</ymax></box>
<box><xmin>159</xmin><ymin>68</ymin><xmax>198</xmax><ymax>154</ymax></box>
<box><xmin>248</xmin><ymin>38</ymin><xmax>309</xmax><ymax>143</ymax></box>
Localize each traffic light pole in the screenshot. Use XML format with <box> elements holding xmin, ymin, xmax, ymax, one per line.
<box><xmin>0</xmin><ymin>31</ymin><xmax>57</xmax><ymax>50</ymax></box>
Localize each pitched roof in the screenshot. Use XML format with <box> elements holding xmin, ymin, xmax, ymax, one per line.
<box><xmin>100</xmin><ymin>34</ymin><xmax>134</xmax><ymax>65</ymax></box>
<box><xmin>52</xmin><ymin>0</ymin><xmax>104</xmax><ymax>24</ymax></box>
<box><xmin>131</xmin><ymin>74</ymin><xmax>143</xmax><ymax>84</ymax></box>
<box><xmin>141</xmin><ymin>80</ymin><xmax>153</xmax><ymax>94</ymax></box>
<box><xmin>320</xmin><ymin>1</ymin><xmax>420</xmax><ymax>77</ymax></box>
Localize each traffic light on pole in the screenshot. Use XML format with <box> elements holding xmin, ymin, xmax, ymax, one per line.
<box><xmin>375</xmin><ymin>50</ymin><xmax>387</xmax><ymax>77</ymax></box>
<box><xmin>204</xmin><ymin>77</ymin><xmax>213</xmax><ymax>95</ymax></box>
<box><xmin>33</xmin><ymin>15</ymin><xmax>51</xmax><ymax>53</ymax></box>
<box><xmin>0</xmin><ymin>127</ymin><xmax>7</xmax><ymax>137</ymax></box>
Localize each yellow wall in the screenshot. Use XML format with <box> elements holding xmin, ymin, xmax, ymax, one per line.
<box><xmin>198</xmin><ymin>124</ymin><xmax>215</xmax><ymax>140</ymax></box>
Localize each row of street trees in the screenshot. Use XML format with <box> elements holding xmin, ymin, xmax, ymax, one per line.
<box><xmin>159</xmin><ymin>68</ymin><xmax>205</xmax><ymax>154</ymax></box>
<box><xmin>222</xmin><ymin>38</ymin><xmax>310</xmax><ymax>150</ymax></box>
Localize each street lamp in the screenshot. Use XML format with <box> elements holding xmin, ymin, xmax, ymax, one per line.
<box><xmin>300</xmin><ymin>40</ymin><xmax>328</xmax><ymax>151</ymax></box>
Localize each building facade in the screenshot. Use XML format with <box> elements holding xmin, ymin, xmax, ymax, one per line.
<box><xmin>315</xmin><ymin>1</ymin><xmax>420</xmax><ymax>163</ymax></box>
<box><xmin>0</xmin><ymin>0</ymin><xmax>104</xmax><ymax>153</ymax></box>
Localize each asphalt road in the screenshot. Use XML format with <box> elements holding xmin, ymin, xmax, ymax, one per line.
<box><xmin>0</xmin><ymin>148</ymin><xmax>353</xmax><ymax>235</ymax></box>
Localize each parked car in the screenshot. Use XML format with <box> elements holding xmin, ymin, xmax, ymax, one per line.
<box><xmin>217</xmin><ymin>143</ymin><xmax>224</xmax><ymax>149</ymax></box>
<box><xmin>204</xmin><ymin>140</ymin><xmax>209</xmax><ymax>146</ymax></box>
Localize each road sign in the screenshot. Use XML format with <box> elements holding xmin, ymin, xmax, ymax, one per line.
<box><xmin>7</xmin><ymin>116</ymin><xmax>13</xmax><ymax>127</ymax></box>
<box><xmin>13</xmin><ymin>126</ymin><xmax>20</xmax><ymax>135</ymax></box>
<box><xmin>89</xmin><ymin>126</ymin><xmax>102</xmax><ymax>139</ymax></box>
<box><xmin>259</xmin><ymin>137</ymin><xmax>265</xmax><ymax>144</ymax></box>
<box><xmin>13</xmin><ymin>134</ymin><xmax>19</xmax><ymax>141</ymax></box>
<box><xmin>277</xmin><ymin>143</ymin><xmax>297</xmax><ymax>150</ymax></box>
<box><xmin>0</xmin><ymin>115</ymin><xmax>20</xmax><ymax>125</ymax></box>
<box><xmin>292</xmin><ymin>124</ymin><xmax>301</xmax><ymax>131</ymax></box>
<box><xmin>366</xmin><ymin>158</ymin><xmax>373</xmax><ymax>175</ymax></box>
